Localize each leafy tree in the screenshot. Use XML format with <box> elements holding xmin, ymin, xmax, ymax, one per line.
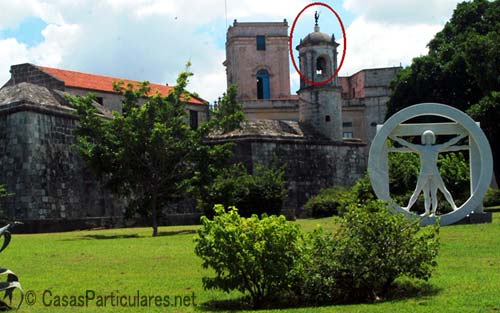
<box><xmin>303</xmin><ymin>186</ymin><xmax>352</xmax><ymax>217</ymax></box>
<box><xmin>70</xmin><ymin>65</ymin><xmax>240</xmax><ymax>236</ymax></box>
<box><xmin>188</xmin><ymin>84</ymin><xmax>246</xmax><ymax>207</ymax></box>
<box><xmin>386</xmin><ymin>0</ymin><xmax>500</xmax><ymax>183</ymax></box>
<box><xmin>210</xmin><ymin>84</ymin><xmax>246</xmax><ymax>133</ymax></box>
<box><xmin>199</xmin><ymin>163</ymin><xmax>287</xmax><ymax>217</ymax></box>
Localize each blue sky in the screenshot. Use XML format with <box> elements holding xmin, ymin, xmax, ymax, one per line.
<box><xmin>0</xmin><ymin>0</ymin><xmax>462</xmax><ymax>102</ymax></box>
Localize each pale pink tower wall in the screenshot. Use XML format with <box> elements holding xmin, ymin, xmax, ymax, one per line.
<box><xmin>224</xmin><ymin>20</ymin><xmax>291</xmax><ymax>100</ymax></box>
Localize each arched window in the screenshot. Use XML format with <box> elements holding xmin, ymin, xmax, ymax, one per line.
<box><xmin>256</xmin><ymin>70</ymin><xmax>270</xmax><ymax>99</ymax></box>
<box><xmin>316</xmin><ymin>57</ymin><xmax>327</xmax><ymax>75</ymax></box>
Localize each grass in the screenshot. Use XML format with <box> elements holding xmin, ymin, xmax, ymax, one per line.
<box><xmin>2</xmin><ymin>213</ymin><xmax>500</xmax><ymax>312</ymax></box>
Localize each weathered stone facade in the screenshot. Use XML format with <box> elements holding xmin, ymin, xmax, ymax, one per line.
<box><xmin>0</xmin><ymin>63</ymin><xmax>209</xmax><ymax>232</ymax></box>
<box><xmin>0</xmin><ymin>83</ymin><xmax>124</xmax><ymax>232</ymax></box>
<box><xmin>209</xmin><ymin>120</ymin><xmax>366</xmax><ymax>217</ymax></box>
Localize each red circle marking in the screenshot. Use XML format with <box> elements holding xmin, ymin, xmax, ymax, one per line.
<box><xmin>289</xmin><ymin>2</ymin><xmax>347</xmax><ymax>86</ymax></box>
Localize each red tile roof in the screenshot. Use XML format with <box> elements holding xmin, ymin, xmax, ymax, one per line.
<box><xmin>38</xmin><ymin>66</ymin><xmax>207</xmax><ymax>106</ymax></box>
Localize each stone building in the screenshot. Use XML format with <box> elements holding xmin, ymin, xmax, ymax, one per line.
<box><xmin>0</xmin><ymin>18</ymin><xmax>400</xmax><ymax>229</ymax></box>
<box><xmin>224</xmin><ymin>19</ymin><xmax>400</xmax><ymax>144</ymax></box>
<box><xmin>212</xmin><ymin>19</ymin><xmax>376</xmax><ymax>216</ymax></box>
<box><xmin>0</xmin><ymin>64</ymin><xmax>208</xmax><ymax>232</ymax></box>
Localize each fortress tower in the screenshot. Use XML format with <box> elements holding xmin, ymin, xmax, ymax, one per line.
<box><xmin>224</xmin><ymin>20</ymin><xmax>291</xmax><ymax>101</ymax></box>
<box><xmin>296</xmin><ymin>14</ymin><xmax>343</xmax><ymax>141</ymax></box>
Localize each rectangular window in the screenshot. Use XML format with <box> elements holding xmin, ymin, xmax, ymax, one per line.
<box><xmin>96</xmin><ymin>97</ymin><xmax>104</xmax><ymax>105</ymax></box>
<box><xmin>343</xmin><ymin>131</ymin><xmax>354</xmax><ymax>138</ymax></box>
<box><xmin>189</xmin><ymin>110</ymin><xmax>198</xmax><ymax>129</ymax></box>
<box><xmin>256</xmin><ymin>35</ymin><xmax>266</xmax><ymax>51</ymax></box>
<box><xmin>342</xmin><ymin>122</ymin><xmax>353</xmax><ymax>128</ymax></box>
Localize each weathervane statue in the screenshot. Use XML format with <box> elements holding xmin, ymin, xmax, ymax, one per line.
<box><xmin>368</xmin><ymin>103</ymin><xmax>493</xmax><ymax>226</ymax></box>
<box><xmin>314</xmin><ymin>11</ymin><xmax>320</xmax><ymax>26</ymax></box>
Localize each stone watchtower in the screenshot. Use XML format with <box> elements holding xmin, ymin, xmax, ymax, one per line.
<box><xmin>297</xmin><ymin>14</ymin><xmax>342</xmax><ymax>141</ymax></box>
<box><xmin>224</xmin><ymin>20</ymin><xmax>291</xmax><ymax>100</ymax></box>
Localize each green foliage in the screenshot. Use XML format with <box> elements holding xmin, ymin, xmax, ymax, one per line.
<box><xmin>484</xmin><ymin>188</ymin><xmax>500</xmax><ymax>207</ymax></box>
<box><xmin>71</xmin><ymin>68</ymin><xmax>196</xmax><ymax>236</ymax></box>
<box><xmin>303</xmin><ymin>174</ymin><xmax>375</xmax><ymax>218</ymax></box>
<box><xmin>194</xmin><ymin>205</ymin><xmax>304</xmax><ymax>308</ymax></box>
<box><xmin>209</xmin><ymin>84</ymin><xmax>246</xmax><ymax>133</ymax></box>
<box><xmin>438</xmin><ymin>152</ymin><xmax>470</xmax><ymax>206</ymax></box>
<box><xmin>303</xmin><ymin>187</ymin><xmax>352</xmax><ymax>217</ymax></box>
<box><xmin>302</xmin><ymin>200</ymin><xmax>440</xmax><ymax>303</ymax></box>
<box><xmin>195</xmin><ymin>202</ymin><xmax>440</xmax><ymax>307</ymax></box>
<box><xmin>199</xmin><ymin>163</ymin><xmax>287</xmax><ymax>217</ymax></box>
<box><xmin>351</xmin><ymin>174</ymin><xmax>376</xmax><ymax>203</ymax></box>
<box><xmin>389</xmin><ymin>151</ymin><xmax>420</xmax><ymax>196</ymax></box>
<box><xmin>70</xmin><ymin>63</ymin><xmax>239</xmax><ymax>237</ymax></box>
<box><xmin>386</xmin><ymin>0</ymin><xmax>500</xmax><ymax>183</ymax></box>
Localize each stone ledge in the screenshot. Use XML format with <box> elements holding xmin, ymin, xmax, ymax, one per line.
<box><xmin>454</xmin><ymin>211</ymin><xmax>492</xmax><ymax>225</ymax></box>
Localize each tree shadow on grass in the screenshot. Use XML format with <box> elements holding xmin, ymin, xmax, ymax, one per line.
<box><xmin>80</xmin><ymin>234</ymin><xmax>141</xmax><ymax>240</ymax></box>
<box><xmin>198</xmin><ymin>281</ymin><xmax>442</xmax><ymax>311</ymax></box>
<box><xmin>157</xmin><ymin>229</ymin><xmax>197</xmax><ymax>237</ymax></box>
<box><xmin>61</xmin><ymin>229</ymin><xmax>197</xmax><ymax>241</ymax></box>
<box><xmin>385</xmin><ymin>280</ymin><xmax>442</xmax><ymax>302</ymax></box>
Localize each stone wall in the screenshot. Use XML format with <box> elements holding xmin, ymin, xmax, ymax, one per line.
<box><xmin>299</xmin><ymin>86</ymin><xmax>343</xmax><ymax>141</ymax></box>
<box><xmin>5</xmin><ymin>63</ymin><xmax>65</xmax><ymax>90</ymax></box>
<box><xmin>228</xmin><ymin>137</ymin><xmax>367</xmax><ymax>217</ymax></box>
<box><xmin>0</xmin><ymin>106</ymin><xmax>123</xmax><ymax>225</ymax></box>
<box><xmin>243</xmin><ymin>98</ymin><xmax>299</xmax><ymax>121</ymax></box>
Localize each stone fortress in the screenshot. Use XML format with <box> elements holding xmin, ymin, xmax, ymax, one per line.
<box><xmin>212</xmin><ymin>18</ymin><xmax>400</xmax><ymax>215</ymax></box>
<box><xmin>0</xmin><ymin>64</ymin><xmax>208</xmax><ymax>231</ymax></box>
<box><xmin>224</xmin><ymin>19</ymin><xmax>400</xmax><ymax>144</ymax></box>
<box><xmin>0</xmin><ymin>17</ymin><xmax>400</xmax><ymax>231</ymax></box>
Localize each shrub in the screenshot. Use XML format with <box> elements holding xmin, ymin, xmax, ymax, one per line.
<box><xmin>199</xmin><ymin>163</ymin><xmax>287</xmax><ymax>217</ymax></box>
<box><xmin>194</xmin><ymin>205</ymin><xmax>304</xmax><ymax>308</ymax></box>
<box><xmin>302</xmin><ymin>200</ymin><xmax>440</xmax><ymax>303</ymax></box>
<box><xmin>351</xmin><ymin>174</ymin><xmax>376</xmax><ymax>203</ymax></box>
<box><xmin>303</xmin><ymin>186</ymin><xmax>353</xmax><ymax>217</ymax></box>
<box><xmin>484</xmin><ymin>188</ymin><xmax>500</xmax><ymax>207</ymax></box>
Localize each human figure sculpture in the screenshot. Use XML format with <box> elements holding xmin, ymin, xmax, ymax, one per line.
<box><xmin>390</xmin><ymin>130</ymin><xmax>467</xmax><ymax>216</ymax></box>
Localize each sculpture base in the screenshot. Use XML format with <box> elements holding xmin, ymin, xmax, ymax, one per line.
<box><xmin>454</xmin><ymin>211</ymin><xmax>492</xmax><ymax>225</ymax></box>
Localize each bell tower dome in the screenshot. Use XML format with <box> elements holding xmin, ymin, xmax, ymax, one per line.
<box><xmin>296</xmin><ymin>13</ymin><xmax>342</xmax><ymax>141</ymax></box>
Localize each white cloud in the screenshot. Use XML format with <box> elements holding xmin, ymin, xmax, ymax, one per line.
<box><xmin>0</xmin><ymin>39</ymin><xmax>30</xmax><ymax>84</ymax></box>
<box><xmin>338</xmin><ymin>17</ymin><xmax>442</xmax><ymax>76</ymax></box>
<box><xmin>343</xmin><ymin>0</ymin><xmax>461</xmax><ymax>25</ymax></box>
<box><xmin>0</xmin><ymin>0</ymin><xmax>459</xmax><ymax>101</ymax></box>
<box><xmin>0</xmin><ymin>0</ymin><xmax>312</xmax><ymax>102</ymax></box>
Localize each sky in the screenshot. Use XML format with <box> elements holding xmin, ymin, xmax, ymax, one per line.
<box><xmin>0</xmin><ymin>0</ymin><xmax>464</xmax><ymax>103</ymax></box>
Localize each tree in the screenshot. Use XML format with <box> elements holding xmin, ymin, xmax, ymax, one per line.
<box><xmin>198</xmin><ymin>163</ymin><xmax>287</xmax><ymax>218</ymax></box>
<box><xmin>210</xmin><ymin>84</ymin><xmax>246</xmax><ymax>133</ymax></box>
<box><xmin>188</xmin><ymin>83</ymin><xmax>246</xmax><ymax>214</ymax></box>
<box><xmin>386</xmin><ymin>0</ymin><xmax>500</xmax><ymax>183</ymax></box>
<box><xmin>70</xmin><ymin>64</ymin><xmax>238</xmax><ymax>236</ymax></box>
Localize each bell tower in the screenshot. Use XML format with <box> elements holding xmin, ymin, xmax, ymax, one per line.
<box><xmin>296</xmin><ymin>13</ymin><xmax>342</xmax><ymax>141</ymax></box>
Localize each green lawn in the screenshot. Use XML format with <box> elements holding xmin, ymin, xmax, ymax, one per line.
<box><xmin>3</xmin><ymin>213</ymin><xmax>500</xmax><ymax>312</ymax></box>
